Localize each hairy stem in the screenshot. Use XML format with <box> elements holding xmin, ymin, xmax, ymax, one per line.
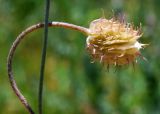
<box><xmin>7</xmin><ymin>22</ymin><xmax>89</xmax><ymax>114</ymax></box>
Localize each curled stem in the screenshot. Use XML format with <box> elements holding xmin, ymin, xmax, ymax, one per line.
<box><xmin>7</xmin><ymin>22</ymin><xmax>89</xmax><ymax>114</ymax></box>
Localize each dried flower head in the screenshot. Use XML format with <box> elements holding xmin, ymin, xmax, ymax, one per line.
<box><xmin>86</xmin><ymin>17</ymin><xmax>147</xmax><ymax>66</ymax></box>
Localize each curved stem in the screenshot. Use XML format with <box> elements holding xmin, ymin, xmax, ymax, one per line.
<box><xmin>7</xmin><ymin>22</ymin><xmax>89</xmax><ymax>114</ymax></box>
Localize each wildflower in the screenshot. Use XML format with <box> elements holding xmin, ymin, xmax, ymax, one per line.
<box><xmin>86</xmin><ymin>17</ymin><xmax>147</xmax><ymax>66</ymax></box>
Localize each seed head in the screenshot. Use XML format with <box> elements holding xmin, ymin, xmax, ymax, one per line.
<box><xmin>86</xmin><ymin>17</ymin><xmax>147</xmax><ymax>66</ymax></box>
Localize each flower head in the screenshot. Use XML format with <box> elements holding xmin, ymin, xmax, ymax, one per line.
<box><xmin>86</xmin><ymin>17</ymin><xmax>147</xmax><ymax>66</ymax></box>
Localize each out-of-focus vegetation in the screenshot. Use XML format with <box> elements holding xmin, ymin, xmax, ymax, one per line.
<box><xmin>0</xmin><ymin>0</ymin><xmax>160</xmax><ymax>114</ymax></box>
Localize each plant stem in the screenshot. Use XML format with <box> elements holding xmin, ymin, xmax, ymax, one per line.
<box><xmin>38</xmin><ymin>0</ymin><xmax>50</xmax><ymax>114</ymax></box>
<box><xmin>7</xmin><ymin>22</ymin><xmax>89</xmax><ymax>114</ymax></box>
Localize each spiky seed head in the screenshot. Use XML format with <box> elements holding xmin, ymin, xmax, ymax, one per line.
<box><xmin>86</xmin><ymin>17</ymin><xmax>148</xmax><ymax>66</ymax></box>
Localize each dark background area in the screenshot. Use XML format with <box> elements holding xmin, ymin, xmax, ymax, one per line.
<box><xmin>0</xmin><ymin>0</ymin><xmax>159</xmax><ymax>114</ymax></box>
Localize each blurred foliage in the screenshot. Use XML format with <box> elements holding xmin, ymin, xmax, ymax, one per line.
<box><xmin>0</xmin><ymin>0</ymin><xmax>160</xmax><ymax>114</ymax></box>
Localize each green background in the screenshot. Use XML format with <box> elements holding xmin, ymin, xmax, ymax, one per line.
<box><xmin>0</xmin><ymin>0</ymin><xmax>159</xmax><ymax>114</ymax></box>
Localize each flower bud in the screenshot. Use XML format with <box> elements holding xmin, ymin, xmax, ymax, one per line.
<box><xmin>86</xmin><ymin>17</ymin><xmax>147</xmax><ymax>66</ymax></box>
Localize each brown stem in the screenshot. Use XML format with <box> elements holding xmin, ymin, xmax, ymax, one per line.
<box><xmin>7</xmin><ymin>22</ymin><xmax>89</xmax><ymax>114</ymax></box>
